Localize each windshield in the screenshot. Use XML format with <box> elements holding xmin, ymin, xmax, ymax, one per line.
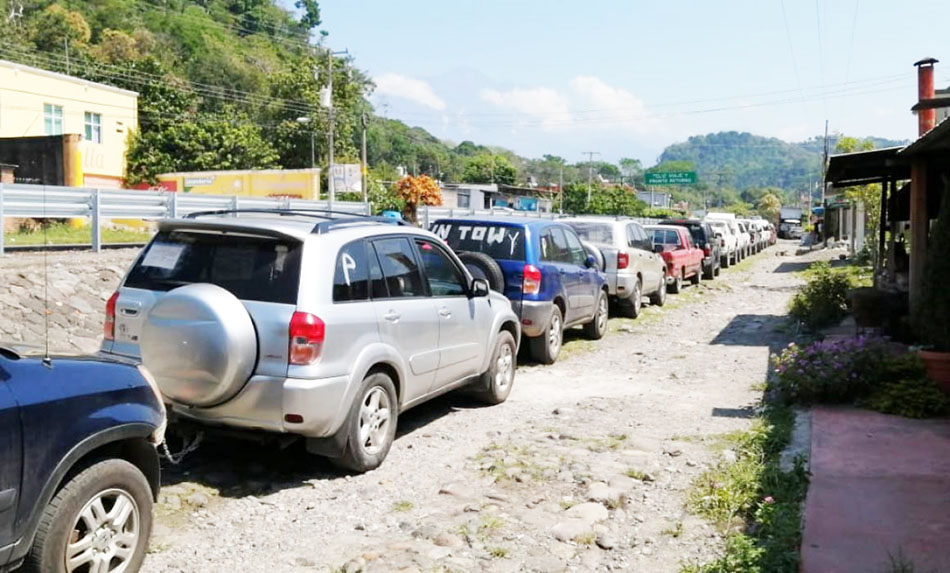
<box><xmin>566</xmin><ymin>222</ymin><xmax>613</xmax><ymax>244</ymax></box>
<box><xmin>431</xmin><ymin>221</ymin><xmax>526</xmax><ymax>261</ymax></box>
<box><xmin>124</xmin><ymin>230</ymin><xmax>302</xmax><ymax>304</ymax></box>
<box><xmin>648</xmin><ymin>228</ymin><xmax>680</xmax><ymax>246</ymax></box>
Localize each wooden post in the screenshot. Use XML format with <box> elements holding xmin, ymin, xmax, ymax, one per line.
<box><xmin>909</xmin><ymin>160</ymin><xmax>928</xmax><ymax>314</ymax></box>
<box><xmin>879</xmin><ymin>179</ymin><xmax>887</xmax><ymax>274</ymax></box>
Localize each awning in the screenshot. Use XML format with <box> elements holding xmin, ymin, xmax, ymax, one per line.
<box><xmin>825</xmin><ymin>147</ymin><xmax>909</xmax><ymax>188</ymax></box>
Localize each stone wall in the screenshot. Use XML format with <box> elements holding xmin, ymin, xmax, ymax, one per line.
<box><xmin>0</xmin><ymin>249</ymin><xmax>139</xmax><ymax>354</ymax></box>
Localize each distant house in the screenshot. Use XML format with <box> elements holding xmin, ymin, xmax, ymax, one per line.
<box><xmin>439</xmin><ymin>183</ymin><xmax>498</xmax><ymax>210</ymax></box>
<box><xmin>0</xmin><ymin>59</ymin><xmax>138</xmax><ymax>187</ymax></box>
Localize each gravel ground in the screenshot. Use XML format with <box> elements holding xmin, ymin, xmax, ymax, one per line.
<box><xmin>139</xmin><ymin>241</ymin><xmax>827</xmax><ymax>573</ymax></box>
<box><xmin>0</xmin><ymin>240</ymin><xmax>833</xmax><ymax>572</ymax></box>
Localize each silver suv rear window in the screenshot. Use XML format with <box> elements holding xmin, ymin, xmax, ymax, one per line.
<box><xmin>125</xmin><ymin>230</ymin><xmax>301</xmax><ymax>304</ymax></box>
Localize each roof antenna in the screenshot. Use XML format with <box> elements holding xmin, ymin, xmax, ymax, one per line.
<box><xmin>42</xmin><ymin>183</ymin><xmax>51</xmax><ymax>368</ymax></box>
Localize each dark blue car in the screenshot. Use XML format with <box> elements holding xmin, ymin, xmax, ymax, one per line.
<box><xmin>432</xmin><ymin>217</ymin><xmax>609</xmax><ymax>364</ymax></box>
<box><xmin>0</xmin><ymin>344</ymin><xmax>165</xmax><ymax>573</ymax></box>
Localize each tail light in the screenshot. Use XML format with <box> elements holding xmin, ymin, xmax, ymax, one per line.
<box><xmin>289</xmin><ymin>311</ymin><xmax>325</xmax><ymax>365</ymax></box>
<box><xmin>104</xmin><ymin>291</ymin><xmax>118</xmax><ymax>340</ymax></box>
<box><xmin>522</xmin><ymin>264</ymin><xmax>542</xmax><ymax>295</ymax></box>
<box><xmin>617</xmin><ymin>252</ymin><xmax>629</xmax><ymax>269</ymax></box>
<box><xmin>704</xmin><ymin>245</ymin><xmax>712</xmax><ymax>256</ymax></box>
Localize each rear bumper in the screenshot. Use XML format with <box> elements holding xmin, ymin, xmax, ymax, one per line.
<box><xmin>511</xmin><ymin>299</ymin><xmax>555</xmax><ymax>338</ymax></box>
<box><xmin>166</xmin><ymin>373</ymin><xmax>351</xmax><ymax>439</ymax></box>
<box><xmin>613</xmin><ymin>272</ymin><xmax>638</xmax><ymax>300</ymax></box>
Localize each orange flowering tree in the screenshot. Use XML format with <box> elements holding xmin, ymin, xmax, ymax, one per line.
<box><xmin>394</xmin><ymin>175</ymin><xmax>443</xmax><ymax>224</ymax></box>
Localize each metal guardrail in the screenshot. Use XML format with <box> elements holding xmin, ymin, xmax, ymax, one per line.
<box><xmin>0</xmin><ymin>183</ymin><xmax>661</xmax><ymax>255</ymax></box>
<box><xmin>0</xmin><ymin>183</ymin><xmax>370</xmax><ymax>255</ymax></box>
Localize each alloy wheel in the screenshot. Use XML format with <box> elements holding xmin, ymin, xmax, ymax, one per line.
<box><xmin>495</xmin><ymin>343</ymin><xmax>514</xmax><ymax>391</ymax></box>
<box><xmin>358</xmin><ymin>387</ymin><xmax>392</xmax><ymax>455</ymax></box>
<box><xmin>548</xmin><ymin>313</ymin><xmax>562</xmax><ymax>356</ymax></box>
<box><xmin>65</xmin><ymin>488</ymin><xmax>140</xmax><ymax>573</ymax></box>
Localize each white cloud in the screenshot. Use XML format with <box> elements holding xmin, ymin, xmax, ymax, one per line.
<box><xmin>479</xmin><ymin>87</ymin><xmax>573</xmax><ymax>130</ymax></box>
<box><xmin>569</xmin><ymin>76</ymin><xmax>656</xmax><ymax>134</ymax></box>
<box><xmin>374</xmin><ymin>73</ymin><xmax>446</xmax><ymax>111</ymax></box>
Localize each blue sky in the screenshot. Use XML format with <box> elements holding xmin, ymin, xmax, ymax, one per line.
<box><xmin>313</xmin><ymin>1</ymin><xmax>950</xmax><ymax>165</ymax></box>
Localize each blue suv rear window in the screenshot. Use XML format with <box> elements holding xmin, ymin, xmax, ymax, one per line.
<box><xmin>125</xmin><ymin>230</ymin><xmax>301</xmax><ymax>304</ymax></box>
<box><xmin>431</xmin><ymin>222</ymin><xmax>526</xmax><ymax>261</ymax></box>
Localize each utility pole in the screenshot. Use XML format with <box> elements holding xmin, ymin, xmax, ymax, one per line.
<box><xmin>361</xmin><ymin>112</ymin><xmax>368</xmax><ymax>203</ymax></box>
<box><xmin>582</xmin><ymin>151</ymin><xmax>600</xmax><ymax>204</ymax></box>
<box><xmin>323</xmin><ymin>47</ymin><xmax>349</xmax><ymax>211</ymax></box>
<box><xmin>558</xmin><ymin>163</ymin><xmax>564</xmax><ymax>214</ymax></box>
<box><xmin>64</xmin><ymin>38</ymin><xmax>69</xmax><ymax>75</ymax></box>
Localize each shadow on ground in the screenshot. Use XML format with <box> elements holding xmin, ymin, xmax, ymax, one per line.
<box><xmin>159</xmin><ymin>391</ymin><xmax>486</xmax><ymax>496</ymax></box>
<box><xmin>709</xmin><ymin>313</ymin><xmax>795</xmax><ymax>348</ymax></box>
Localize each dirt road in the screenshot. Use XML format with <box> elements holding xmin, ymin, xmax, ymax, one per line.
<box><xmin>140</xmin><ymin>242</ymin><xmax>819</xmax><ymax>573</ymax></box>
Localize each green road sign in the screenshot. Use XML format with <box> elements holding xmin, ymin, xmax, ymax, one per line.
<box><xmin>645</xmin><ymin>171</ymin><xmax>697</xmax><ymax>185</ymax></box>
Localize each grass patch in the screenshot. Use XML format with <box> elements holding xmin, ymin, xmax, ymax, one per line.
<box><xmin>391</xmin><ymin>500</ymin><xmax>414</xmax><ymax>512</ymax></box>
<box><xmin>4</xmin><ymin>222</ymin><xmax>153</xmax><ymax>246</ymax></box>
<box><xmin>585</xmin><ymin>433</ymin><xmax>628</xmax><ymax>452</ymax></box>
<box><xmin>683</xmin><ymin>405</ymin><xmax>808</xmax><ymax>572</ymax></box>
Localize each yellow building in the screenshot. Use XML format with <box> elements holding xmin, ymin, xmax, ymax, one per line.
<box><xmin>0</xmin><ymin>59</ymin><xmax>138</xmax><ymax>188</ymax></box>
<box><xmin>152</xmin><ymin>168</ymin><xmax>322</xmax><ymax>200</ymax></box>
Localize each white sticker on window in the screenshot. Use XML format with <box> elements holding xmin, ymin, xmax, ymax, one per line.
<box><xmin>141</xmin><ymin>243</ymin><xmax>184</xmax><ymax>270</ymax></box>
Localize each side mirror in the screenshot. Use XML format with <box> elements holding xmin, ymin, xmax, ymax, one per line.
<box><xmin>584</xmin><ymin>254</ymin><xmax>597</xmax><ymax>268</ymax></box>
<box><xmin>471</xmin><ymin>278</ymin><xmax>490</xmax><ymax>297</ymax></box>
<box><xmin>653</xmin><ymin>244</ymin><xmax>665</xmax><ymax>254</ymax></box>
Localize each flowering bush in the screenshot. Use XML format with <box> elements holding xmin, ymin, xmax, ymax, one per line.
<box><xmin>771</xmin><ymin>337</ymin><xmax>904</xmax><ymax>404</ymax></box>
<box><xmin>771</xmin><ymin>337</ymin><xmax>950</xmax><ymax>417</ymax></box>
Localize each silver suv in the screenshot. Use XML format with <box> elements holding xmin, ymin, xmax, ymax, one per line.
<box><xmin>100</xmin><ymin>211</ymin><xmax>520</xmax><ymax>472</ymax></box>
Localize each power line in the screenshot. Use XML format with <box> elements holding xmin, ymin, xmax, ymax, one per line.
<box><xmin>779</xmin><ymin>0</ymin><xmax>804</xmax><ymax>103</ymax></box>
<box><xmin>844</xmin><ymin>0</ymin><xmax>860</xmax><ymax>83</ymax></box>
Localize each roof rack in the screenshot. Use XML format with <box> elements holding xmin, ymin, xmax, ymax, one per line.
<box><xmin>181</xmin><ymin>208</ymin><xmax>409</xmax><ymax>233</ymax></box>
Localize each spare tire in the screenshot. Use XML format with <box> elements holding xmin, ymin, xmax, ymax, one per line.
<box><xmin>457</xmin><ymin>251</ymin><xmax>505</xmax><ymax>292</ymax></box>
<box><xmin>581</xmin><ymin>241</ymin><xmax>605</xmax><ymax>271</ymax></box>
<box><xmin>140</xmin><ymin>283</ymin><xmax>257</xmax><ymax>407</ymax></box>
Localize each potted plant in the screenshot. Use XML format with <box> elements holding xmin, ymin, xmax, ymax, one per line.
<box><xmin>916</xmin><ymin>178</ymin><xmax>950</xmax><ymax>391</ymax></box>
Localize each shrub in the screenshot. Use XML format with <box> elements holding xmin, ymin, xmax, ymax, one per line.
<box><xmin>788</xmin><ymin>262</ymin><xmax>851</xmax><ymax>330</ymax></box>
<box><xmin>862</xmin><ymin>377</ymin><xmax>950</xmax><ymax>419</ymax></box>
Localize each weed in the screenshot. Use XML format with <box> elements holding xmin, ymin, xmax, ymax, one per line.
<box><xmin>625</xmin><ymin>469</ymin><xmax>646</xmax><ymax>481</ymax></box>
<box><xmin>488</xmin><ymin>547</ymin><xmax>510</xmax><ymax>558</ymax></box>
<box><xmin>479</xmin><ymin>515</ymin><xmax>505</xmax><ymax>536</ymax></box>
<box><xmin>574</xmin><ymin>532</ymin><xmax>597</xmax><ymax>546</ymax></box>
<box><xmin>885</xmin><ymin>547</ymin><xmax>918</xmax><ymax>573</ymax></box>
<box><xmin>391</xmin><ymin>500</ymin><xmax>414</xmax><ymax>512</ymax></box>
<box><xmin>684</xmin><ymin>405</ymin><xmax>807</xmax><ymax>572</ymax></box>
<box><xmin>663</xmin><ymin>521</ymin><xmax>684</xmax><ymax>538</ymax></box>
<box><xmin>3</xmin><ymin>222</ymin><xmax>154</xmax><ymax>246</ymax></box>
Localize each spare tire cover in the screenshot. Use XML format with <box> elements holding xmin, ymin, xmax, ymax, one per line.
<box><xmin>140</xmin><ymin>283</ymin><xmax>257</xmax><ymax>407</ymax></box>
<box><xmin>581</xmin><ymin>241</ymin><xmax>605</xmax><ymax>272</ymax></box>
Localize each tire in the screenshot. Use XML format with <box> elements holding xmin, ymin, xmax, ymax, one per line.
<box><xmin>457</xmin><ymin>251</ymin><xmax>504</xmax><ymax>292</ymax></box>
<box><xmin>702</xmin><ymin>262</ymin><xmax>715</xmax><ymax>280</ymax></box>
<box><xmin>714</xmin><ymin>263</ymin><xmax>721</xmax><ymax>277</ymax></box>
<box><xmin>24</xmin><ymin>459</ymin><xmax>152</xmax><ymax>573</ymax></box>
<box><xmin>334</xmin><ymin>372</ymin><xmax>399</xmax><ymax>473</ymax></box>
<box><xmin>581</xmin><ymin>241</ymin><xmax>605</xmax><ymax>272</ymax></box>
<box><xmin>721</xmin><ymin>254</ymin><xmax>730</xmax><ymax>269</ymax></box>
<box><xmin>668</xmin><ymin>271</ymin><xmax>683</xmax><ymax>294</ymax></box>
<box><xmin>528</xmin><ymin>305</ymin><xmax>563</xmax><ymax>365</ymax></box>
<box><xmin>583</xmin><ymin>291</ymin><xmax>609</xmax><ymax>340</ymax></box>
<box><xmin>649</xmin><ymin>275</ymin><xmax>667</xmax><ymax>306</ymax></box>
<box><xmin>619</xmin><ymin>278</ymin><xmax>642</xmax><ymax>318</ymax></box>
<box><xmin>475</xmin><ymin>331</ymin><xmax>517</xmax><ymax>405</ymax></box>
<box><xmin>690</xmin><ymin>267</ymin><xmax>701</xmax><ymax>285</ymax></box>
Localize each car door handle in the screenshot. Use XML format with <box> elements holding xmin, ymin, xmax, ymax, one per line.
<box><xmin>438</xmin><ymin>307</ymin><xmax>452</xmax><ymax>318</ymax></box>
<box><xmin>383</xmin><ymin>311</ymin><xmax>400</xmax><ymax>323</ymax></box>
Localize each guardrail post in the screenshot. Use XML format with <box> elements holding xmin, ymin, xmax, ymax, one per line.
<box><xmin>422</xmin><ymin>205</ymin><xmax>429</xmax><ymax>229</ymax></box>
<box><xmin>231</xmin><ymin>196</ymin><xmax>240</xmax><ymax>217</ymax></box>
<box><xmin>91</xmin><ymin>188</ymin><xmax>102</xmax><ymax>252</ymax></box>
<box><xmin>168</xmin><ymin>191</ymin><xmax>178</xmax><ymax>218</ymax></box>
<box><xmin>0</xmin><ymin>183</ymin><xmax>5</xmax><ymax>256</ymax></box>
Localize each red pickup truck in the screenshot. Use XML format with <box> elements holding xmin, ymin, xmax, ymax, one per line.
<box><xmin>645</xmin><ymin>224</ymin><xmax>704</xmax><ymax>293</ymax></box>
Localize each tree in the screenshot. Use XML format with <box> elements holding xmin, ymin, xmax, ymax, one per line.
<box><xmin>561</xmin><ymin>183</ymin><xmax>646</xmax><ymax>216</ymax></box>
<box><xmin>756</xmin><ymin>192</ymin><xmax>782</xmax><ymax>223</ymax></box>
<box><xmin>835</xmin><ymin>137</ymin><xmax>881</xmax><ymax>265</ymax></box>
<box><xmin>29</xmin><ymin>5</ymin><xmax>91</xmax><ymax>52</ymax></box>
<box><xmin>461</xmin><ymin>154</ymin><xmax>517</xmax><ymax>185</ymax></box>
<box><xmin>619</xmin><ymin>157</ymin><xmax>644</xmax><ymax>187</ymax></box>
<box><xmin>295</xmin><ymin>0</ymin><xmax>322</xmax><ymax>30</ymax></box>
<box><xmin>394</xmin><ymin>175</ymin><xmax>442</xmax><ymax>223</ymax></box>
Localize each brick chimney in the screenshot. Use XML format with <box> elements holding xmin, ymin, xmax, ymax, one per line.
<box><xmin>914</xmin><ymin>57</ymin><xmax>939</xmax><ymax>136</ymax></box>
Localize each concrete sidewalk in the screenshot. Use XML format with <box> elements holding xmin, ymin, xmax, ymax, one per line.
<box><xmin>801</xmin><ymin>407</ymin><xmax>950</xmax><ymax>572</ymax></box>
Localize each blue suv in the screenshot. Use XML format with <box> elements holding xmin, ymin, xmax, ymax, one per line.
<box><xmin>432</xmin><ymin>217</ymin><xmax>609</xmax><ymax>364</ymax></box>
<box><xmin>0</xmin><ymin>344</ymin><xmax>165</xmax><ymax>573</ymax></box>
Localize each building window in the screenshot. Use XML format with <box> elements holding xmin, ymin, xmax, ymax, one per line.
<box><xmin>44</xmin><ymin>103</ymin><xmax>63</xmax><ymax>135</ymax></box>
<box><xmin>84</xmin><ymin>112</ymin><xmax>102</xmax><ymax>143</ymax></box>
<box><xmin>457</xmin><ymin>192</ymin><xmax>470</xmax><ymax>208</ymax></box>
